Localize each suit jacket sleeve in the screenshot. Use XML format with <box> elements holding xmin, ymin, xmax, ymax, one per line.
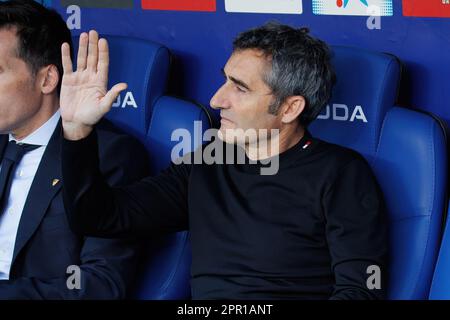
<box><xmin>324</xmin><ymin>156</ymin><xmax>388</xmax><ymax>300</ymax></box>
<box><xmin>0</xmin><ymin>130</ymin><xmax>151</xmax><ymax>299</ymax></box>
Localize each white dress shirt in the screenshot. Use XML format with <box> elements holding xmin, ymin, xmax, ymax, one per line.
<box><xmin>0</xmin><ymin>110</ymin><xmax>60</xmax><ymax>280</ymax></box>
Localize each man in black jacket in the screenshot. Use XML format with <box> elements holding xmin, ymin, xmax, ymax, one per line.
<box><xmin>0</xmin><ymin>0</ymin><xmax>149</xmax><ymax>299</ymax></box>
<box><xmin>60</xmin><ymin>23</ymin><xmax>388</xmax><ymax>300</ymax></box>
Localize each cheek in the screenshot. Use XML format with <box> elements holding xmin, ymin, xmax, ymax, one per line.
<box><xmin>0</xmin><ymin>78</ymin><xmax>39</xmax><ymax>118</ymax></box>
<box><xmin>242</xmin><ymin>97</ymin><xmax>273</xmax><ymax>128</ymax></box>
<box><xmin>233</xmin><ymin>96</ymin><xmax>259</xmax><ymax>120</ymax></box>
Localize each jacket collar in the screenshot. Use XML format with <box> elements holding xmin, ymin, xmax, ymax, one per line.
<box><xmin>11</xmin><ymin>120</ymin><xmax>63</xmax><ymax>264</ymax></box>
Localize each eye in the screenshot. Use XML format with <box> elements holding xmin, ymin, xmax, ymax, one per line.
<box><xmin>235</xmin><ymin>85</ymin><xmax>247</xmax><ymax>93</ymax></box>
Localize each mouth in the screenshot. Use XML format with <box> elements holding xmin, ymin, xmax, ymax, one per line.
<box><xmin>220</xmin><ymin>116</ymin><xmax>234</xmax><ymax>125</ymax></box>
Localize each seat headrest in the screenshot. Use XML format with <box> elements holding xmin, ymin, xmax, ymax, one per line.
<box><xmin>147</xmin><ymin>96</ymin><xmax>212</xmax><ymax>174</ymax></box>
<box><xmin>309</xmin><ymin>46</ymin><xmax>401</xmax><ymax>161</ymax></box>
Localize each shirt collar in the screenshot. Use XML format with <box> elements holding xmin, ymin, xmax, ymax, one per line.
<box><xmin>9</xmin><ymin>110</ymin><xmax>61</xmax><ymax>146</ymax></box>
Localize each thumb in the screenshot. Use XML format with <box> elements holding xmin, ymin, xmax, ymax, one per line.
<box><xmin>99</xmin><ymin>83</ymin><xmax>128</xmax><ymax>113</ymax></box>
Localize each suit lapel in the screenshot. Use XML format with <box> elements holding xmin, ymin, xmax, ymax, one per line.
<box><xmin>0</xmin><ymin>135</ymin><xmax>7</xmax><ymax>158</ymax></box>
<box><xmin>12</xmin><ymin>122</ymin><xmax>63</xmax><ymax>263</ymax></box>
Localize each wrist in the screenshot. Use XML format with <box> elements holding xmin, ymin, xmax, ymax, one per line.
<box><xmin>62</xmin><ymin>121</ymin><xmax>93</xmax><ymax>141</ymax></box>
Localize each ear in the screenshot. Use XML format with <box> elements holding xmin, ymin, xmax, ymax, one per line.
<box><xmin>280</xmin><ymin>96</ymin><xmax>306</xmax><ymax>124</ymax></box>
<box><xmin>40</xmin><ymin>65</ymin><xmax>60</xmax><ymax>95</ymax></box>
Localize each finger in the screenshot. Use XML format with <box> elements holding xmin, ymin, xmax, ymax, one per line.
<box><xmin>97</xmin><ymin>38</ymin><xmax>109</xmax><ymax>84</ymax></box>
<box><xmin>99</xmin><ymin>83</ymin><xmax>128</xmax><ymax>114</ymax></box>
<box><xmin>61</xmin><ymin>42</ymin><xmax>73</xmax><ymax>74</ymax></box>
<box><xmin>77</xmin><ymin>32</ymin><xmax>88</xmax><ymax>71</ymax></box>
<box><xmin>87</xmin><ymin>30</ymin><xmax>99</xmax><ymax>72</ymax></box>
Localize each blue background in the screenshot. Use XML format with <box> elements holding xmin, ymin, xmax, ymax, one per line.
<box><xmin>48</xmin><ymin>1</ymin><xmax>450</xmax><ymax>125</ymax></box>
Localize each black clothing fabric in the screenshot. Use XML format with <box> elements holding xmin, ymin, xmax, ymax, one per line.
<box><xmin>62</xmin><ymin>129</ymin><xmax>387</xmax><ymax>300</ymax></box>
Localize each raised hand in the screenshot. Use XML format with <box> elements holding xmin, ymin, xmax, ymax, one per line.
<box><xmin>60</xmin><ymin>30</ymin><xmax>127</xmax><ymax>140</ymax></box>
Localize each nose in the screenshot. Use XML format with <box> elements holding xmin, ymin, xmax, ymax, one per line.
<box><xmin>210</xmin><ymin>84</ymin><xmax>230</xmax><ymax>110</ymax></box>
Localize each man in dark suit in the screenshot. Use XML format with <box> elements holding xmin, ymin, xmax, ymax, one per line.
<box><xmin>0</xmin><ymin>0</ymin><xmax>149</xmax><ymax>299</ymax></box>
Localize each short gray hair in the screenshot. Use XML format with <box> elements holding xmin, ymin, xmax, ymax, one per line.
<box><xmin>233</xmin><ymin>22</ymin><xmax>336</xmax><ymax>127</ymax></box>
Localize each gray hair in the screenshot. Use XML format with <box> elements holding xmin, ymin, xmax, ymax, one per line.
<box><xmin>233</xmin><ymin>22</ymin><xmax>336</xmax><ymax>127</ymax></box>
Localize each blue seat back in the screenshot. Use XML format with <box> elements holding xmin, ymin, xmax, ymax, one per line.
<box><xmin>134</xmin><ymin>96</ymin><xmax>212</xmax><ymax>299</ymax></box>
<box><xmin>146</xmin><ymin>96</ymin><xmax>212</xmax><ymax>173</ymax></box>
<box><xmin>309</xmin><ymin>46</ymin><xmax>400</xmax><ymax>162</ymax></box>
<box><xmin>373</xmin><ymin>107</ymin><xmax>447</xmax><ymax>299</ymax></box>
<box><xmin>72</xmin><ymin>35</ymin><xmax>170</xmax><ymax>141</ymax></box>
<box><xmin>310</xmin><ymin>46</ymin><xmax>447</xmax><ymax>299</ymax></box>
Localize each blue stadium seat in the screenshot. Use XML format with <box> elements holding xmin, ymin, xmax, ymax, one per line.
<box><xmin>310</xmin><ymin>46</ymin><xmax>400</xmax><ymax>162</ymax></box>
<box><xmin>72</xmin><ymin>35</ymin><xmax>171</xmax><ymax>142</ymax></box>
<box><xmin>72</xmin><ymin>35</ymin><xmax>206</xmax><ymax>299</ymax></box>
<box><xmin>373</xmin><ymin>108</ymin><xmax>447</xmax><ymax>299</ymax></box>
<box><xmin>132</xmin><ymin>95</ymin><xmax>213</xmax><ymax>299</ymax></box>
<box><xmin>429</xmin><ymin>201</ymin><xmax>450</xmax><ymax>299</ymax></box>
<box><xmin>146</xmin><ymin>96</ymin><xmax>212</xmax><ymax>173</ymax></box>
<box><xmin>310</xmin><ymin>46</ymin><xmax>448</xmax><ymax>299</ymax></box>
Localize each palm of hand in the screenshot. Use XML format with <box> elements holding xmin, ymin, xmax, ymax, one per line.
<box><xmin>60</xmin><ymin>30</ymin><xmax>127</xmax><ymax>127</ymax></box>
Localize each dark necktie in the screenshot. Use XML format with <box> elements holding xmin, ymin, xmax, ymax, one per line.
<box><xmin>0</xmin><ymin>141</ymin><xmax>40</xmax><ymax>214</ymax></box>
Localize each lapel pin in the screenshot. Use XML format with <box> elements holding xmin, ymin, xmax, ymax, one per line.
<box><xmin>52</xmin><ymin>179</ymin><xmax>60</xmax><ymax>187</ymax></box>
